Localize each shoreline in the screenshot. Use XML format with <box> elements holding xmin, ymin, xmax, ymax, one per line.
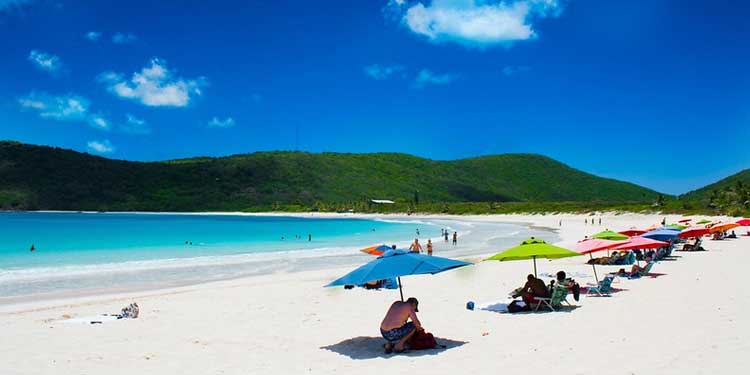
<box><xmin>0</xmin><ymin>213</ymin><xmax>558</xmax><ymax>308</ymax></box>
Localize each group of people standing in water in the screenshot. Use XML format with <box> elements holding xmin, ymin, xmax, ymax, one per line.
<box><xmin>408</xmin><ymin>228</ymin><xmax>458</xmax><ymax>256</ymax></box>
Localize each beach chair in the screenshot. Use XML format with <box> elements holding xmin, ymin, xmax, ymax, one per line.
<box><xmin>586</xmin><ymin>275</ymin><xmax>615</xmax><ymax>297</ymax></box>
<box><xmin>533</xmin><ymin>285</ymin><xmax>570</xmax><ymax>312</ymax></box>
<box><xmin>628</xmin><ymin>261</ymin><xmax>655</xmax><ymax>279</ymax></box>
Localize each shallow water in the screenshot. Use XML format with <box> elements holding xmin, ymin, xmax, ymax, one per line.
<box><xmin>0</xmin><ymin>212</ymin><xmax>555</xmax><ymax>300</ymax></box>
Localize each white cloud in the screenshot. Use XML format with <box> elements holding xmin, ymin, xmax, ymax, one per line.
<box><xmin>88</xmin><ymin>114</ymin><xmax>110</xmax><ymax>130</ymax></box>
<box><xmin>18</xmin><ymin>92</ymin><xmax>110</xmax><ymax>130</ymax></box>
<box><xmin>28</xmin><ymin>50</ymin><xmax>62</xmax><ymax>74</ymax></box>
<box><xmin>99</xmin><ymin>58</ymin><xmax>207</xmax><ymax>107</ymax></box>
<box><xmin>502</xmin><ymin>65</ymin><xmax>531</xmax><ymax>75</ymax></box>
<box><xmin>18</xmin><ymin>92</ymin><xmax>88</xmax><ymax>121</ymax></box>
<box><xmin>85</xmin><ymin>31</ymin><xmax>102</xmax><ymax>41</ymax></box>
<box><xmin>87</xmin><ymin>139</ymin><xmax>115</xmax><ymax>154</ymax></box>
<box><xmin>121</xmin><ymin>114</ymin><xmax>151</xmax><ymax>134</ymax></box>
<box><xmin>112</xmin><ymin>32</ymin><xmax>137</xmax><ymax>44</ymax></box>
<box><xmin>391</xmin><ymin>0</ymin><xmax>566</xmax><ymax>48</ymax></box>
<box><xmin>413</xmin><ymin>69</ymin><xmax>457</xmax><ymax>87</ymax></box>
<box><xmin>208</xmin><ymin>117</ymin><xmax>235</xmax><ymax>128</ymax></box>
<box><xmin>364</xmin><ymin>64</ymin><xmax>404</xmax><ymax>80</ymax></box>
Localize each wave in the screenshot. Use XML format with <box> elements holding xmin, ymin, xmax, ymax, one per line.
<box><xmin>0</xmin><ymin>245</ymin><xmax>363</xmax><ymax>283</ymax></box>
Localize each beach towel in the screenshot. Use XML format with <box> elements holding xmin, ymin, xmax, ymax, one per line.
<box><xmin>475</xmin><ymin>298</ymin><xmax>526</xmax><ymax>313</ymax></box>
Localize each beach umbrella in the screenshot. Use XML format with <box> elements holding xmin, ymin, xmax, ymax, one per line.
<box><xmin>573</xmin><ymin>238</ymin><xmax>628</xmax><ymax>283</ymax></box>
<box><xmin>592</xmin><ymin>230</ymin><xmax>629</xmax><ymax>241</ymax></box>
<box><xmin>696</xmin><ymin>219</ymin><xmax>712</xmax><ymax>225</ymax></box>
<box><xmin>619</xmin><ymin>228</ymin><xmax>646</xmax><ymax>237</ymax></box>
<box><xmin>485</xmin><ymin>237</ymin><xmax>582</xmax><ymax>277</ymax></box>
<box><xmin>679</xmin><ymin>226</ymin><xmax>710</xmax><ymax>239</ymax></box>
<box><xmin>736</xmin><ymin>219</ymin><xmax>750</xmax><ymax>226</ymax></box>
<box><xmin>709</xmin><ymin>222</ymin><xmax>740</xmax><ymax>233</ymax></box>
<box><xmin>644</xmin><ymin>223</ymin><xmax>662</xmax><ymax>232</ymax></box>
<box><xmin>325</xmin><ymin>249</ymin><xmax>471</xmax><ymax>301</ymax></box>
<box><xmin>665</xmin><ymin>224</ymin><xmax>688</xmax><ymax>230</ymax></box>
<box><xmin>642</xmin><ymin>229</ymin><xmax>679</xmax><ymax>242</ymax></box>
<box><xmin>614</xmin><ymin>236</ymin><xmax>668</xmax><ymax>251</ymax></box>
<box><xmin>360</xmin><ymin>244</ymin><xmax>393</xmax><ymax>256</ymax></box>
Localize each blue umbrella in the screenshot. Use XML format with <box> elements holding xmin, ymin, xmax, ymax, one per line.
<box><xmin>325</xmin><ymin>249</ymin><xmax>471</xmax><ymax>301</ymax></box>
<box><xmin>642</xmin><ymin>229</ymin><xmax>679</xmax><ymax>242</ymax></box>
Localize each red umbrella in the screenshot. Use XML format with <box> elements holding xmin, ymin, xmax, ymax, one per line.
<box><xmin>679</xmin><ymin>226</ymin><xmax>710</xmax><ymax>238</ymax></box>
<box><xmin>614</xmin><ymin>236</ymin><xmax>668</xmax><ymax>251</ymax></box>
<box><xmin>573</xmin><ymin>238</ymin><xmax>628</xmax><ymax>283</ymax></box>
<box><xmin>737</xmin><ymin>219</ymin><xmax>750</xmax><ymax>226</ymax></box>
<box><xmin>573</xmin><ymin>239</ymin><xmax>629</xmax><ymax>254</ymax></box>
<box><xmin>619</xmin><ymin>228</ymin><xmax>646</xmax><ymax>237</ymax></box>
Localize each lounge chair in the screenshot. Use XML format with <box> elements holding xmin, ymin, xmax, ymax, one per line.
<box><xmin>533</xmin><ymin>285</ymin><xmax>570</xmax><ymax>312</ymax></box>
<box><xmin>586</xmin><ymin>275</ymin><xmax>615</xmax><ymax>297</ymax></box>
<box><xmin>625</xmin><ymin>261</ymin><xmax>655</xmax><ymax>279</ymax></box>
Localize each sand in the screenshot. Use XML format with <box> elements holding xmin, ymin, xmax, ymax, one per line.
<box><xmin>1</xmin><ymin>213</ymin><xmax>747</xmax><ymax>375</ymax></box>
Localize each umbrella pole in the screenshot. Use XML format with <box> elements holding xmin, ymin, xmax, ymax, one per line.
<box><xmin>533</xmin><ymin>256</ymin><xmax>537</xmax><ymax>278</ymax></box>
<box><xmin>589</xmin><ymin>253</ymin><xmax>600</xmax><ymax>284</ymax></box>
<box><xmin>398</xmin><ymin>277</ymin><xmax>404</xmax><ymax>302</ymax></box>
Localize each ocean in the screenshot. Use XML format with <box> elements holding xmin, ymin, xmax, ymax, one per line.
<box><xmin>0</xmin><ymin>212</ymin><xmax>552</xmax><ymax>301</ymax></box>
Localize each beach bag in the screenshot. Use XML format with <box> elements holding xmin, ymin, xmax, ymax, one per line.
<box><xmin>572</xmin><ymin>283</ymin><xmax>580</xmax><ymax>301</ymax></box>
<box><xmin>507</xmin><ymin>300</ymin><xmax>527</xmax><ymax>313</ymax></box>
<box><xmin>408</xmin><ymin>330</ymin><xmax>437</xmax><ymax>350</ymax></box>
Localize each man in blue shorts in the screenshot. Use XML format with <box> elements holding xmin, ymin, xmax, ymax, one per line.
<box><xmin>380</xmin><ymin>297</ymin><xmax>422</xmax><ymax>354</ymax></box>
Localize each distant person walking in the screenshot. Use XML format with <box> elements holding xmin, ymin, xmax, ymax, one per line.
<box><xmin>585</xmin><ymin>218</ymin><xmax>588</xmax><ymax>225</ymax></box>
<box><xmin>598</xmin><ymin>217</ymin><xmax>602</xmax><ymax>225</ymax></box>
<box><xmin>308</xmin><ymin>234</ymin><xmax>312</xmax><ymax>242</ymax></box>
<box><xmin>426</xmin><ymin>239</ymin><xmax>433</xmax><ymax>256</ymax></box>
<box><xmin>409</xmin><ymin>238</ymin><xmax>423</xmax><ymax>253</ymax></box>
<box><xmin>444</xmin><ymin>230</ymin><xmax>449</xmax><ymax>242</ymax></box>
<box><xmin>452</xmin><ymin>232</ymin><xmax>457</xmax><ymax>246</ymax></box>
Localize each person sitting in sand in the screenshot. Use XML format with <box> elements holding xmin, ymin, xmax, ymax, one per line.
<box><xmin>380</xmin><ymin>297</ymin><xmax>422</xmax><ymax>354</ymax></box>
<box><xmin>409</xmin><ymin>238</ymin><xmax>422</xmax><ymax>253</ymax></box>
<box><xmin>727</xmin><ymin>231</ymin><xmax>737</xmax><ymax>239</ymax></box>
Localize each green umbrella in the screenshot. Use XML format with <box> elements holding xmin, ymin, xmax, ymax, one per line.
<box><xmin>592</xmin><ymin>230</ymin><xmax>629</xmax><ymax>241</ymax></box>
<box><xmin>696</xmin><ymin>219</ymin><xmax>711</xmax><ymax>224</ymax></box>
<box><xmin>666</xmin><ymin>223</ymin><xmax>688</xmax><ymax>230</ymax></box>
<box><xmin>485</xmin><ymin>237</ymin><xmax>582</xmax><ymax>277</ymax></box>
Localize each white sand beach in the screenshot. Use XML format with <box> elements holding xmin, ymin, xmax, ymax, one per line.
<box><xmin>1</xmin><ymin>213</ymin><xmax>748</xmax><ymax>375</ymax></box>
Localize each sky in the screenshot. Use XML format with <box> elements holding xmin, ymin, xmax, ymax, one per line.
<box><xmin>0</xmin><ymin>0</ymin><xmax>748</xmax><ymax>195</ymax></box>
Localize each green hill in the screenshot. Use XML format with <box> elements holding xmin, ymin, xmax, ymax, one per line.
<box><xmin>0</xmin><ymin>141</ymin><xmax>662</xmax><ymax>211</ymax></box>
<box><xmin>679</xmin><ymin>169</ymin><xmax>750</xmax><ymax>216</ymax></box>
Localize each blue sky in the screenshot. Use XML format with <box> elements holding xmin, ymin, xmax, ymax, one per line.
<box><xmin>0</xmin><ymin>0</ymin><xmax>748</xmax><ymax>195</ymax></box>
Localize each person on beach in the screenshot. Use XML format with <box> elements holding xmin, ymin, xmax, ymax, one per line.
<box><xmin>308</xmin><ymin>234</ymin><xmax>312</xmax><ymax>242</ymax></box>
<box><xmin>416</xmin><ymin>228</ymin><xmax>420</xmax><ymax>236</ymax></box>
<box><xmin>517</xmin><ymin>274</ymin><xmax>550</xmax><ymax>306</ymax></box>
<box><xmin>444</xmin><ymin>230</ymin><xmax>449</xmax><ymax>242</ymax></box>
<box><xmin>409</xmin><ymin>238</ymin><xmax>422</xmax><ymax>253</ymax></box>
<box><xmin>380</xmin><ymin>297</ymin><xmax>422</xmax><ymax>354</ymax></box>
<box><xmin>426</xmin><ymin>239</ymin><xmax>433</xmax><ymax>256</ymax></box>
<box><xmin>29</xmin><ymin>244</ymin><xmax>35</xmax><ymax>252</ymax></box>
<box><xmin>452</xmin><ymin>232</ymin><xmax>457</xmax><ymax>246</ymax></box>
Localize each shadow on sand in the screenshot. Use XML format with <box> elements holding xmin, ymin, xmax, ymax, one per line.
<box><xmin>321</xmin><ymin>336</ymin><xmax>467</xmax><ymax>360</ymax></box>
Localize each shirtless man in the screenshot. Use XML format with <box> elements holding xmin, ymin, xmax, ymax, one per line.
<box><xmin>409</xmin><ymin>238</ymin><xmax>422</xmax><ymax>253</ymax></box>
<box><xmin>380</xmin><ymin>297</ymin><xmax>422</xmax><ymax>353</ymax></box>
<box><xmin>520</xmin><ymin>274</ymin><xmax>549</xmax><ymax>306</ymax></box>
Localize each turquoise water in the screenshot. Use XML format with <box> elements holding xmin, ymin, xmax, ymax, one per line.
<box><xmin>0</xmin><ymin>212</ymin><xmax>426</xmax><ymax>269</ymax></box>
<box><xmin>0</xmin><ymin>212</ymin><xmax>439</xmax><ymax>298</ymax></box>
<box><xmin>0</xmin><ymin>212</ymin><xmax>547</xmax><ymax>300</ymax></box>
